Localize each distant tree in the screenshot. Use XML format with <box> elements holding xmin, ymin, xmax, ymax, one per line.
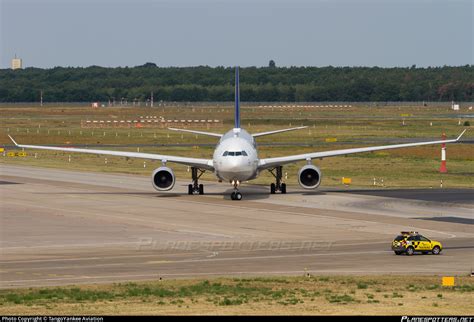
<box><xmin>0</xmin><ymin>65</ymin><xmax>472</xmax><ymax>102</ymax></box>
<box><xmin>139</xmin><ymin>62</ymin><xmax>157</xmax><ymax>68</ymax></box>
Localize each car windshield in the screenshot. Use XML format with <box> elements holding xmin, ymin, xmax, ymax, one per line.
<box><xmin>394</xmin><ymin>235</ymin><xmax>405</xmax><ymax>241</ymax></box>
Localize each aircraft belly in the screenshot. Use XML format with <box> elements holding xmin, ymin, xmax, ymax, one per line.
<box><xmin>217</xmin><ymin>169</ymin><xmax>255</xmax><ymax>182</ymax></box>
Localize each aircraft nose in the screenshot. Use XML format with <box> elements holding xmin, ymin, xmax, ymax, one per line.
<box><xmin>227</xmin><ymin>158</ymin><xmax>243</xmax><ymax>170</ymax></box>
<box><xmin>221</xmin><ymin>157</ymin><xmax>245</xmax><ymax>171</ymax></box>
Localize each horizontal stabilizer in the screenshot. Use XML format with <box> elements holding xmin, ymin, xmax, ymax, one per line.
<box><xmin>252</xmin><ymin>126</ymin><xmax>308</xmax><ymax>138</ymax></box>
<box><xmin>168</xmin><ymin>128</ymin><xmax>223</xmax><ymax>138</ymax></box>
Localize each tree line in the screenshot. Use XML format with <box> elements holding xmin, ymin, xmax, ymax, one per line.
<box><xmin>0</xmin><ymin>64</ymin><xmax>472</xmax><ymax>102</ymax></box>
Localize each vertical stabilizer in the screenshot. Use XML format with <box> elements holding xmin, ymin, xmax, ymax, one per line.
<box><xmin>234</xmin><ymin>66</ymin><xmax>240</xmax><ymax>128</ymax></box>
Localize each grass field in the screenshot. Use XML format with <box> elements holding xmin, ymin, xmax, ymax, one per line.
<box><xmin>0</xmin><ymin>104</ymin><xmax>472</xmax><ymax>188</ymax></box>
<box><xmin>0</xmin><ymin>276</ymin><xmax>472</xmax><ymax>315</ymax></box>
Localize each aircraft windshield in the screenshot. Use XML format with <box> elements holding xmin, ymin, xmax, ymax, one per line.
<box><xmin>222</xmin><ymin>151</ymin><xmax>248</xmax><ymax>156</ymax></box>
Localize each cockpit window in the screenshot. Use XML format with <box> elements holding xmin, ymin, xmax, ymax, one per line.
<box><xmin>223</xmin><ymin>151</ymin><xmax>248</xmax><ymax>156</ymax></box>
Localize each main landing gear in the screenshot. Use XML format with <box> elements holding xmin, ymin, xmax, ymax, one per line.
<box><xmin>188</xmin><ymin>167</ymin><xmax>205</xmax><ymax>195</ymax></box>
<box><xmin>230</xmin><ymin>180</ymin><xmax>242</xmax><ymax>200</ymax></box>
<box><xmin>269</xmin><ymin>166</ymin><xmax>286</xmax><ymax>194</ymax></box>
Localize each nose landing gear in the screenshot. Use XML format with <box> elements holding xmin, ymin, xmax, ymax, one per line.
<box><xmin>231</xmin><ymin>191</ymin><xmax>242</xmax><ymax>200</ymax></box>
<box><xmin>230</xmin><ymin>180</ymin><xmax>242</xmax><ymax>200</ymax></box>
<box><xmin>269</xmin><ymin>166</ymin><xmax>286</xmax><ymax>194</ymax></box>
<box><xmin>188</xmin><ymin>167</ymin><xmax>205</xmax><ymax>195</ymax></box>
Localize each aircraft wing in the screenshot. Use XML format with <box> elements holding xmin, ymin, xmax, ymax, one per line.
<box><xmin>168</xmin><ymin>128</ymin><xmax>223</xmax><ymax>138</ymax></box>
<box><xmin>258</xmin><ymin>130</ymin><xmax>467</xmax><ymax>170</ymax></box>
<box><xmin>252</xmin><ymin>126</ymin><xmax>308</xmax><ymax>138</ymax></box>
<box><xmin>8</xmin><ymin>135</ymin><xmax>214</xmax><ymax>171</ymax></box>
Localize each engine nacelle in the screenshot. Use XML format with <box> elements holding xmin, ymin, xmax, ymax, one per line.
<box><xmin>152</xmin><ymin>167</ymin><xmax>175</xmax><ymax>191</ymax></box>
<box><xmin>298</xmin><ymin>165</ymin><xmax>322</xmax><ymax>189</ymax></box>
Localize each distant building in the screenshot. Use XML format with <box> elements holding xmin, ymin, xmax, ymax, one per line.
<box><xmin>11</xmin><ymin>57</ymin><xmax>22</xmax><ymax>70</ymax></box>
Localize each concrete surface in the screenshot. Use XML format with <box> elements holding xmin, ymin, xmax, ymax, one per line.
<box><xmin>1</xmin><ymin>164</ymin><xmax>473</xmax><ymax>289</ymax></box>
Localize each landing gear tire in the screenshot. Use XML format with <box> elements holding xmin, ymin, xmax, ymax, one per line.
<box><xmin>230</xmin><ymin>191</ymin><xmax>242</xmax><ymax>201</ymax></box>
<box><xmin>199</xmin><ymin>184</ymin><xmax>204</xmax><ymax>195</ymax></box>
<box><xmin>281</xmin><ymin>183</ymin><xmax>287</xmax><ymax>194</ymax></box>
<box><xmin>270</xmin><ymin>183</ymin><xmax>276</xmax><ymax>194</ymax></box>
<box><xmin>188</xmin><ymin>184</ymin><xmax>193</xmax><ymax>195</ymax></box>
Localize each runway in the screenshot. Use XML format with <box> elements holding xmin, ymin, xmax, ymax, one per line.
<box><xmin>0</xmin><ymin>164</ymin><xmax>473</xmax><ymax>289</ymax></box>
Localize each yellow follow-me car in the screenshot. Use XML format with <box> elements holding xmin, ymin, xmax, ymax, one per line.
<box><xmin>392</xmin><ymin>231</ymin><xmax>443</xmax><ymax>256</ymax></box>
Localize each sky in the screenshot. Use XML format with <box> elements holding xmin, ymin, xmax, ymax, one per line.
<box><xmin>0</xmin><ymin>0</ymin><xmax>472</xmax><ymax>68</ymax></box>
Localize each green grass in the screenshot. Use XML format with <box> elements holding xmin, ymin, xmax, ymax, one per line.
<box><xmin>326</xmin><ymin>294</ymin><xmax>357</xmax><ymax>304</ymax></box>
<box><xmin>392</xmin><ymin>292</ymin><xmax>404</xmax><ymax>298</ymax></box>
<box><xmin>1</xmin><ymin>276</ymin><xmax>472</xmax><ymax>306</ymax></box>
<box><xmin>0</xmin><ymin>275</ymin><xmax>473</xmax><ymax>315</ymax></box>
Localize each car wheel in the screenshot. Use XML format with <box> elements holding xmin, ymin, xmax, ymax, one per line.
<box><xmin>406</xmin><ymin>247</ymin><xmax>414</xmax><ymax>256</ymax></box>
<box><xmin>394</xmin><ymin>251</ymin><xmax>402</xmax><ymax>255</ymax></box>
<box><xmin>432</xmin><ymin>246</ymin><xmax>441</xmax><ymax>255</ymax></box>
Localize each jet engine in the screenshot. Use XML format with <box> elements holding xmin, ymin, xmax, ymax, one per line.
<box><xmin>298</xmin><ymin>165</ymin><xmax>322</xmax><ymax>189</ymax></box>
<box><xmin>152</xmin><ymin>167</ymin><xmax>175</xmax><ymax>191</ymax></box>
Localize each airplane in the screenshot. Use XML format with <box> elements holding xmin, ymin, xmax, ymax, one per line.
<box><xmin>8</xmin><ymin>67</ymin><xmax>467</xmax><ymax>200</ymax></box>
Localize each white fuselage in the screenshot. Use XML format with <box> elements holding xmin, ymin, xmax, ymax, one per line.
<box><xmin>213</xmin><ymin>128</ymin><xmax>259</xmax><ymax>182</ymax></box>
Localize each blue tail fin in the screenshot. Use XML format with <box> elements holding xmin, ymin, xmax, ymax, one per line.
<box><xmin>234</xmin><ymin>66</ymin><xmax>240</xmax><ymax>128</ymax></box>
